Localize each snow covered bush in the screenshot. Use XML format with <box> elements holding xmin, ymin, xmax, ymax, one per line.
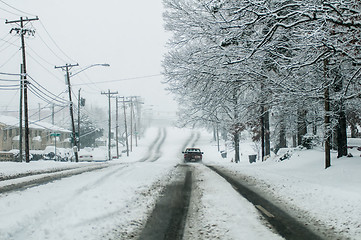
<box><xmin>301</xmin><ymin>134</ymin><xmax>320</xmax><ymax>149</ymax></box>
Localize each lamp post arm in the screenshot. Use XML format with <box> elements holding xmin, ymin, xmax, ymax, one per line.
<box><xmin>71</xmin><ymin>63</ymin><xmax>110</xmax><ymax>77</ymax></box>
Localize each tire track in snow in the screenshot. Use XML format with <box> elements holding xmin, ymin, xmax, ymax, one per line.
<box><xmin>138</xmin><ymin>128</ymin><xmax>167</xmax><ymax>162</ymax></box>
<box><xmin>6</xmin><ymin>164</ymin><xmax>131</xmax><ymax>239</ymax></box>
<box><xmin>180</xmin><ymin>131</ymin><xmax>200</xmax><ymax>151</ymax></box>
<box><xmin>206</xmin><ymin>165</ymin><xmax>324</xmax><ymax>240</ymax></box>
<box><xmin>0</xmin><ymin>164</ymin><xmax>109</xmax><ymax>194</ymax></box>
<box><xmin>138</xmin><ymin>165</ymin><xmax>192</xmax><ymax>240</ymax></box>
<box><xmin>180</xmin><ymin>132</ymin><xmax>195</xmax><ymax>152</ymax></box>
<box><xmin>190</xmin><ymin>131</ymin><xmax>200</xmax><ymax>147</ymax></box>
<box><xmin>72</xmin><ymin>164</ymin><xmax>131</xmax><ymax>196</ymax></box>
<box><xmin>148</xmin><ymin>128</ymin><xmax>167</xmax><ymax>162</ymax></box>
<box><xmin>0</xmin><ymin>165</ymin><xmax>90</xmax><ymax>181</ymax></box>
<box><xmin>138</xmin><ymin>128</ymin><xmax>162</xmax><ymax>162</ymax></box>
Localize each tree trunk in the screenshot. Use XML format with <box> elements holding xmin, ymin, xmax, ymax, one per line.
<box><xmin>292</xmin><ymin>134</ymin><xmax>297</xmax><ymax>147</ymax></box>
<box><xmin>324</xmin><ymin>59</ymin><xmax>331</xmax><ymax>169</ymax></box>
<box><xmin>297</xmin><ymin>107</ymin><xmax>307</xmax><ymax>146</ymax></box>
<box><xmin>312</xmin><ymin>109</ymin><xmax>317</xmax><ymax>135</ymax></box>
<box><xmin>278</xmin><ymin>119</ymin><xmax>287</xmax><ymax>152</ymax></box>
<box><xmin>213</xmin><ymin>125</ymin><xmax>217</xmax><ymax>142</ymax></box>
<box><xmin>261</xmin><ymin>106</ymin><xmax>265</xmax><ymax>161</ymax></box>
<box><xmin>264</xmin><ymin>107</ymin><xmax>271</xmax><ymax>157</ymax></box>
<box><xmin>336</xmin><ymin>103</ymin><xmax>348</xmax><ymax>157</ymax></box>
<box><xmin>233</xmin><ymin>87</ymin><xmax>240</xmax><ymax>163</ymax></box>
<box><xmin>216</xmin><ymin>124</ymin><xmax>220</xmax><ymax>152</ymax></box>
<box><xmin>234</xmin><ymin>131</ymin><xmax>240</xmax><ymax>163</ymax></box>
<box><xmin>333</xmin><ymin>67</ymin><xmax>348</xmax><ymax>158</ymax></box>
<box><xmin>350</xmin><ymin>123</ymin><xmax>357</xmax><ymax>138</ymax></box>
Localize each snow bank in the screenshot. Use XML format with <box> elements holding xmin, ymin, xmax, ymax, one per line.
<box><xmin>203</xmin><ymin>134</ymin><xmax>361</xmax><ymax>239</ymax></box>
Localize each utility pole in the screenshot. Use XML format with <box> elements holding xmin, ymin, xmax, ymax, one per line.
<box><xmin>6</xmin><ymin>16</ymin><xmax>39</xmax><ymax>163</ymax></box>
<box><xmin>102</xmin><ymin>90</ymin><xmax>118</xmax><ymax>160</ymax></box>
<box><xmin>19</xmin><ymin>64</ymin><xmax>23</xmax><ymax>162</ymax></box>
<box><xmin>121</xmin><ymin>97</ymin><xmax>130</xmax><ymax>157</ymax></box>
<box><xmin>115</xmin><ymin>96</ymin><xmax>119</xmax><ymax>158</ymax></box>
<box><xmin>130</xmin><ymin>97</ymin><xmax>133</xmax><ymax>152</ymax></box>
<box><xmin>133</xmin><ymin>101</ymin><xmax>137</xmax><ymax>147</ymax></box>
<box><xmin>55</xmin><ymin>63</ymin><xmax>79</xmax><ymax>162</ymax></box>
<box><xmin>135</xmin><ymin>97</ymin><xmax>143</xmax><ymax>141</ymax></box>
<box><xmin>136</xmin><ymin>99</ymin><xmax>141</xmax><ymax>140</ymax></box>
<box><xmin>131</xmin><ymin>96</ymin><xmax>138</xmax><ymax>147</ymax></box>
<box><xmin>78</xmin><ymin>88</ymin><xmax>81</xmax><ymax>150</ymax></box>
<box><xmin>129</xmin><ymin>96</ymin><xmax>141</xmax><ymax>148</ymax></box>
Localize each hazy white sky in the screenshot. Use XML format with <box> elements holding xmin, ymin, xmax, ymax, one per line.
<box><xmin>0</xmin><ymin>0</ymin><xmax>177</xmax><ymax>117</ymax></box>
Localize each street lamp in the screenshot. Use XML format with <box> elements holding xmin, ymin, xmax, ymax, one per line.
<box><xmin>55</xmin><ymin>63</ymin><xmax>110</xmax><ymax>162</ymax></box>
<box><xmin>71</xmin><ymin>63</ymin><xmax>110</xmax><ymax>77</ymax></box>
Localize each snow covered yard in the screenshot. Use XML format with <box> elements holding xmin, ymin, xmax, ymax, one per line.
<box><xmin>202</xmin><ymin>135</ymin><xmax>361</xmax><ymax>239</ymax></box>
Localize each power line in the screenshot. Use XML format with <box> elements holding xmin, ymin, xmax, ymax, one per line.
<box><xmin>28</xmin><ymin>84</ymin><xmax>68</xmax><ymax>106</ymax></box>
<box><xmin>72</xmin><ymin>74</ymin><xmax>162</xmax><ymax>86</ymax></box>
<box><xmin>0</xmin><ymin>71</ymin><xmax>22</xmax><ymax>76</ymax></box>
<box><xmin>0</xmin><ymin>87</ymin><xmax>19</xmax><ymax>90</ymax></box>
<box><xmin>28</xmin><ymin>86</ymin><xmax>65</xmax><ymax>106</ymax></box>
<box><xmin>0</xmin><ymin>35</ymin><xmax>19</xmax><ymax>51</ymax></box>
<box><xmin>0</xmin><ymin>38</ymin><xmax>19</xmax><ymax>53</ymax></box>
<box><xmin>39</xmin><ymin>20</ymin><xmax>76</xmax><ymax>63</ymax></box>
<box><xmin>29</xmin><ymin>105</ymin><xmax>68</xmax><ymax>125</ymax></box>
<box><xmin>0</xmin><ymin>83</ymin><xmax>19</xmax><ymax>87</ymax></box>
<box><xmin>27</xmin><ymin>75</ymin><xmax>69</xmax><ymax>104</ymax></box>
<box><xmin>0</xmin><ymin>5</ymin><xmax>22</xmax><ymax>16</ymax></box>
<box><xmin>26</xmin><ymin>53</ymin><xmax>65</xmax><ymax>84</ymax></box>
<box><xmin>35</xmin><ymin>29</ymin><xmax>67</xmax><ymax>63</ymax></box>
<box><xmin>0</xmin><ymin>0</ymin><xmax>36</xmax><ymax>16</ymax></box>
<box><xmin>27</xmin><ymin>44</ymin><xmax>56</xmax><ymax>66</ymax></box>
<box><xmin>75</xmin><ymin>71</ymin><xmax>101</xmax><ymax>93</ymax></box>
<box><xmin>0</xmin><ymin>48</ymin><xmax>20</xmax><ymax>68</ymax></box>
<box><xmin>1</xmin><ymin>88</ymin><xmax>20</xmax><ymax>109</ymax></box>
<box><xmin>0</xmin><ymin>78</ymin><xmax>20</xmax><ymax>82</ymax></box>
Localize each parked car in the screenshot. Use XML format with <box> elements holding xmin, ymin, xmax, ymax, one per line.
<box><xmin>182</xmin><ymin>148</ymin><xmax>203</xmax><ymax>162</ymax></box>
<box><xmin>78</xmin><ymin>149</ymin><xmax>94</xmax><ymax>162</ymax></box>
<box><xmin>43</xmin><ymin>146</ymin><xmax>71</xmax><ymax>161</ymax></box>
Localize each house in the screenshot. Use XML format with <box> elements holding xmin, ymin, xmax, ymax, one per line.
<box><xmin>0</xmin><ymin>115</ymin><xmax>72</xmax><ymax>151</ymax></box>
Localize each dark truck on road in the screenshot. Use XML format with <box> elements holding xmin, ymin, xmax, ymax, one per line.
<box><xmin>182</xmin><ymin>148</ymin><xmax>203</xmax><ymax>162</ymax></box>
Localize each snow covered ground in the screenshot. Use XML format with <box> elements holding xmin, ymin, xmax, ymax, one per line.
<box><xmin>201</xmin><ymin>135</ymin><xmax>361</xmax><ymax>239</ymax></box>
<box><xmin>0</xmin><ymin>126</ymin><xmax>360</xmax><ymax>239</ymax></box>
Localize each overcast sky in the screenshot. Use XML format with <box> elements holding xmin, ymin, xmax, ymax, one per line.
<box><xmin>0</xmin><ymin>0</ymin><xmax>177</xmax><ymax>119</ymax></box>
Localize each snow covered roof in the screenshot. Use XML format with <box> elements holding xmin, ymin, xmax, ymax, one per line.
<box><xmin>0</xmin><ymin>115</ymin><xmax>18</xmax><ymax>127</ymax></box>
<box><xmin>0</xmin><ymin>115</ymin><xmax>71</xmax><ymax>133</ymax></box>
<box><xmin>33</xmin><ymin>121</ymin><xmax>71</xmax><ymax>133</ymax></box>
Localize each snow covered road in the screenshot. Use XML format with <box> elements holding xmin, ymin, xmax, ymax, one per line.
<box><xmin>0</xmin><ymin>127</ymin><xmax>283</xmax><ymax>240</ymax></box>
<box><xmin>0</xmin><ymin>161</ymin><xmax>177</xmax><ymax>239</ymax></box>
<box><xmin>1</xmin><ymin>127</ymin><xmax>359</xmax><ymax>239</ymax></box>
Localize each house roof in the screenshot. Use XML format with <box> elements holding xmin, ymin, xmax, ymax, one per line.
<box><xmin>0</xmin><ymin>115</ymin><xmax>71</xmax><ymax>133</ymax></box>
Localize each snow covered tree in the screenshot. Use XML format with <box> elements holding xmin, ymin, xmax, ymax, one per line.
<box><xmin>163</xmin><ymin>0</ymin><xmax>361</xmax><ymax>167</ymax></box>
<box><xmin>77</xmin><ymin>112</ymin><xmax>104</xmax><ymax>148</ymax></box>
